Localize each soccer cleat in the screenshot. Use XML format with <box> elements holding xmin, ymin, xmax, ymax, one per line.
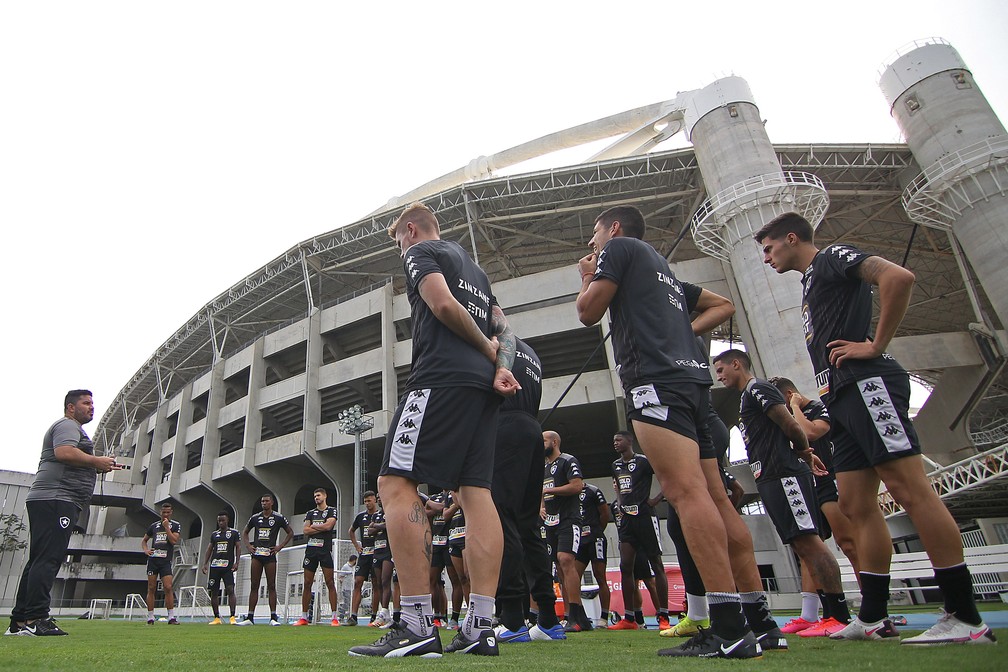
<box><xmin>293</xmin><ymin>618</ymin><xmax>310</xmax><ymax>626</ymax></box>
<box><xmin>331</xmin><ymin>618</ymin><xmax>341</xmax><ymax>627</ymax></box>
<box><xmin>432</xmin><ymin>618</ymin><xmax>443</xmax><ymax>628</ymax></box>
<box><xmin>799</xmin><ymin>617</ymin><xmax>848</xmax><ymax>638</ymax></box>
<box><xmin>529</xmin><ymin>623</ymin><xmax>567</xmax><ymax>641</ymax></box>
<box><xmin>167</xmin><ymin>617</ymin><xmax>179</xmax><ymax>625</ymax></box>
<box><xmin>658</xmin><ymin>627</ymin><xmax>762</xmax><ymax>659</ymax></box>
<box><xmin>269</xmin><ymin>618</ymin><xmax>282</xmax><ymax>626</ymax></box>
<box><xmin>608</xmin><ymin>618</ymin><xmax>639</xmax><ymax>630</ymax></box>
<box><xmin>657</xmin><ymin>614</ymin><xmax>671</xmax><ymax>631</ymax></box>
<box><xmin>829</xmin><ymin>616</ymin><xmax>899</xmax><ymax>641</ymax></box>
<box><xmin>208</xmin><ymin>617</ymin><xmax>222</xmax><ymax>625</ymax></box>
<box><xmin>780</xmin><ymin>617</ymin><xmax>816</xmax><ymax>634</ymax></box>
<box><xmin>493</xmin><ymin>624</ymin><xmax>531</xmax><ymax>643</ymax></box>
<box><xmin>900</xmin><ymin>611</ymin><xmax>997</xmax><ymax>646</ymax></box>
<box><xmin>146</xmin><ymin>617</ymin><xmax>155</xmax><ymax>625</ymax></box>
<box><xmin>229</xmin><ymin>616</ymin><xmax>238</xmax><ymax>625</ymax></box>
<box><xmin>593</xmin><ymin>617</ymin><xmax>608</xmax><ymax>629</ymax></box>
<box><xmin>235</xmin><ymin>615</ymin><xmax>254</xmax><ymax>626</ymax></box>
<box><xmin>348</xmin><ymin>623</ymin><xmax>443</xmax><ymax>658</ymax></box>
<box><xmin>445</xmin><ymin>628</ymin><xmax>500</xmax><ymax>655</ymax></box>
<box><xmin>446</xmin><ymin>618</ymin><xmax>460</xmax><ymax>630</ymax></box>
<box><xmin>4</xmin><ymin>620</ymin><xmax>23</xmax><ymax>636</ymax></box>
<box><xmin>344</xmin><ymin>615</ymin><xmax>359</xmax><ymax>626</ymax></box>
<box><xmin>754</xmin><ymin>626</ymin><xmax>788</xmax><ymax>650</ymax></box>
<box><xmin>660</xmin><ymin>615</ymin><xmax>710</xmax><ymax>638</ymax></box>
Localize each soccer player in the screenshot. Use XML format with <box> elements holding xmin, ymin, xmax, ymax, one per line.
<box><xmin>445</xmin><ymin>493</ymin><xmax>469</xmax><ymax>631</ymax></box>
<box><xmin>755</xmin><ymin>212</ymin><xmax>995</xmax><ymax>645</ymax></box>
<box><xmin>576</xmin><ymin>205</ymin><xmax>761</xmax><ymax>658</ymax></box>
<box><xmin>236</xmin><ymin>494</ymin><xmax>294</xmax><ymax>626</ymax></box>
<box><xmin>574</xmin><ymin>482</ymin><xmax>611</xmax><ymax>630</ymax></box>
<box><xmin>425</xmin><ymin>489</ymin><xmax>452</xmax><ymax>626</ymax></box>
<box><xmin>201</xmin><ymin>511</ymin><xmax>240</xmax><ymax>625</ymax></box>
<box><xmin>349</xmin><ymin>202</ymin><xmax>520</xmax><ymax>658</ymax></box>
<box><xmin>542</xmin><ymin>431</ymin><xmax>593</xmax><ymax>632</ymax></box>
<box><xmin>293</xmin><ymin>488</ymin><xmax>340</xmax><ymax>626</ymax></box>
<box><xmin>367</xmin><ymin>501</ymin><xmax>394</xmax><ymax>627</ymax></box>
<box><xmin>609</xmin><ymin>431</ymin><xmax>670</xmax><ymax>631</ymax></box>
<box><xmin>770</xmin><ymin>376</ymin><xmax>861</xmax><ymax>633</ymax></box>
<box><xmin>347</xmin><ymin>490</ymin><xmax>379</xmax><ymax>625</ymax></box>
<box><xmin>714</xmin><ymin>349</ymin><xmax>852</xmax><ymax>638</ymax></box>
<box><xmin>142</xmin><ymin>501</ymin><xmax>182</xmax><ymax>624</ymax></box>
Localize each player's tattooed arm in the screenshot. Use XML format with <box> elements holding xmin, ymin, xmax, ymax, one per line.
<box><xmin>490</xmin><ymin>304</ymin><xmax>517</xmax><ymax>371</ymax></box>
<box><xmin>829</xmin><ymin>255</ymin><xmax>914</xmax><ymax>367</ymax></box>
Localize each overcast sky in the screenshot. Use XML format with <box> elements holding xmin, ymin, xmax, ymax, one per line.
<box><xmin>1</xmin><ymin>1</ymin><xmax>1005</xmax><ymax>474</ymax></box>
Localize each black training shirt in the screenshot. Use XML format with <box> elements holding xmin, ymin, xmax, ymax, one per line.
<box><xmin>801</xmin><ymin>244</ymin><xmax>905</xmax><ymax>403</ymax></box>
<box><xmin>403</xmin><ymin>239</ymin><xmax>497</xmax><ymax>391</ymax></box>
<box><xmin>738</xmin><ymin>378</ymin><xmax>811</xmax><ymax>483</ymax></box>
<box><xmin>593</xmin><ymin>236</ymin><xmax>711</xmax><ymax>391</ymax></box>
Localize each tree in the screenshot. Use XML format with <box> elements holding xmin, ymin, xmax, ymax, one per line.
<box><xmin>0</xmin><ymin>512</ymin><xmax>28</xmax><ymax>555</ymax></box>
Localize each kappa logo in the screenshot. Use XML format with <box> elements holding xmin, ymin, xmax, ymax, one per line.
<box><xmin>875</xmin><ymin>411</ymin><xmax>894</xmax><ymax>422</ymax></box>
<box><xmin>883</xmin><ymin>425</ymin><xmax>902</xmax><ymax>437</ymax></box>
<box><xmin>862</xmin><ymin>382</ymin><xmax>881</xmax><ymax>393</ymax></box>
<box><xmin>400</xmin><ymin>418</ymin><xmax>416</xmax><ymax>429</ymax></box>
<box><xmin>412</xmin><ymin>390</ymin><xmax>427</xmax><ymax>399</ymax></box>
<box><xmin>59</xmin><ymin>516</ymin><xmax>71</xmax><ymax>529</ymax></box>
<box><xmin>830</xmin><ymin>245</ymin><xmax>859</xmax><ymax>263</ymax></box>
<box><xmin>633</xmin><ymin>389</ymin><xmax>649</xmax><ymax>398</ymax></box>
<box><xmin>868</xmin><ymin>397</ymin><xmax>886</xmax><ymax>407</ymax></box>
<box><xmin>791</xmin><ymin>499</ymin><xmax>803</xmax><ymax>507</ymax></box>
<box><xmin>795</xmin><ymin>509</ymin><xmax>808</xmax><ymax>517</ymax></box>
<box><xmin>397</xmin><ymin>434</ymin><xmax>414</xmax><ymax>445</ymax></box>
<box><xmin>787</xmin><ymin>489</ymin><xmax>800</xmax><ymax>497</ymax></box>
<box><xmin>407</xmin><ymin>403</ymin><xmax>421</xmax><ymax>413</ymax></box>
<box><xmin>783</xmin><ymin>478</ymin><xmax>796</xmax><ymax>487</ymax></box>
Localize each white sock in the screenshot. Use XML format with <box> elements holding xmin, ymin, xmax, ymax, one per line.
<box><xmin>399</xmin><ymin>594</ymin><xmax>434</xmax><ymax>637</ymax></box>
<box><xmin>147</xmin><ymin>610</ymin><xmax>154</xmax><ymax>620</ymax></box>
<box><xmin>800</xmin><ymin>592</ymin><xmax>820</xmax><ymax>622</ymax></box>
<box><xmin>167</xmin><ymin>609</ymin><xmax>175</xmax><ymax>619</ymax></box>
<box><xmin>686</xmin><ymin>593</ymin><xmax>709</xmax><ymax>621</ymax></box>
<box><xmin>461</xmin><ymin>593</ymin><xmax>495</xmax><ymax>639</ymax></box>
<box><xmin>302</xmin><ymin>612</ymin><xmax>309</xmax><ymax>620</ymax></box>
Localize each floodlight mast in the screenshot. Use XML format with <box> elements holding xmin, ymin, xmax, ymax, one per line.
<box><xmin>338</xmin><ymin>404</ymin><xmax>374</xmax><ymax>510</ymax></box>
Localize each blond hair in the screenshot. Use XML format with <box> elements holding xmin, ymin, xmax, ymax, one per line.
<box><xmin>388</xmin><ymin>202</ymin><xmax>440</xmax><ymax>238</ymax></box>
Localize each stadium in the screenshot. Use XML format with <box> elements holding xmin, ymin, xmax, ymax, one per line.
<box><xmin>2</xmin><ymin>38</ymin><xmax>1006</xmax><ymax>628</ymax></box>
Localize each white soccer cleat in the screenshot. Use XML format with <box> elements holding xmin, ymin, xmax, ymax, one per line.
<box><xmin>901</xmin><ymin>611</ymin><xmax>997</xmax><ymax>646</ymax></box>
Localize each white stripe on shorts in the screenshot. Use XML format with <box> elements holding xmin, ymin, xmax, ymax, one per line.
<box><xmin>651</xmin><ymin>515</ymin><xmax>664</xmax><ymax>553</ymax></box>
<box><xmin>571</xmin><ymin>524</ymin><xmax>581</xmax><ymax>554</ymax></box>
<box><xmin>389</xmin><ymin>389</ymin><xmax>430</xmax><ymax>472</ymax></box>
<box><xmin>780</xmin><ymin>476</ymin><xmax>815</xmax><ymax>532</ymax></box>
<box><xmin>630</xmin><ymin>384</ymin><xmax>669</xmax><ymax>422</ymax></box>
<box><xmin>857</xmin><ymin>376</ymin><xmax>912</xmax><ymax>454</ymax></box>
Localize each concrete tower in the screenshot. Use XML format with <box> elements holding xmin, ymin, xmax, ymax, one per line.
<box><xmin>687</xmin><ymin>77</ymin><xmax>828</xmax><ymax>392</ymax></box>
<box><xmin>882</xmin><ymin>39</ymin><xmax>1008</xmax><ymax>329</ymax></box>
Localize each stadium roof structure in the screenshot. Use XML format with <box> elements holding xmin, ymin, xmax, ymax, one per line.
<box><xmin>93</xmin><ymin>141</ymin><xmax>1006</xmax><ymax>494</ymax></box>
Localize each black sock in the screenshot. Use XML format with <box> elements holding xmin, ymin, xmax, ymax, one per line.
<box><xmin>935</xmin><ymin>564</ymin><xmax>982</xmax><ymax>626</ymax></box>
<box><xmin>634</xmin><ymin>610</ymin><xmax>644</xmax><ymax>625</ymax></box>
<box><xmin>709</xmin><ymin>601</ymin><xmax>746</xmax><ymax>641</ymax></box>
<box><xmin>857</xmin><ymin>572</ymin><xmax>890</xmax><ymax>623</ymax></box>
<box><xmin>825</xmin><ymin>593</ymin><xmax>850</xmax><ymax>623</ymax></box>
<box><xmin>601</xmin><ymin>610</ymin><xmax>609</xmax><ymax>622</ymax></box>
<box><xmin>499</xmin><ymin>598</ymin><xmax>525</xmax><ymax>632</ymax></box>
<box><xmin>740</xmin><ymin>592</ymin><xmax>776</xmax><ymax>634</ymax></box>
<box><xmin>816</xmin><ymin>589</ymin><xmax>830</xmax><ymax>620</ymax></box>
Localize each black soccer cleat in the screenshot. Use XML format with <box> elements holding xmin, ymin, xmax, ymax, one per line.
<box><xmin>445</xmin><ymin>628</ymin><xmax>500</xmax><ymax>655</ymax></box>
<box><xmin>658</xmin><ymin>627</ymin><xmax>762</xmax><ymax>659</ymax></box>
<box><xmin>754</xmin><ymin>625</ymin><xmax>789</xmax><ymax>650</ymax></box>
<box><xmin>348</xmin><ymin>623</ymin><xmax>443</xmax><ymax>658</ymax></box>
<box><xmin>19</xmin><ymin>617</ymin><xmax>68</xmax><ymax>636</ymax></box>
